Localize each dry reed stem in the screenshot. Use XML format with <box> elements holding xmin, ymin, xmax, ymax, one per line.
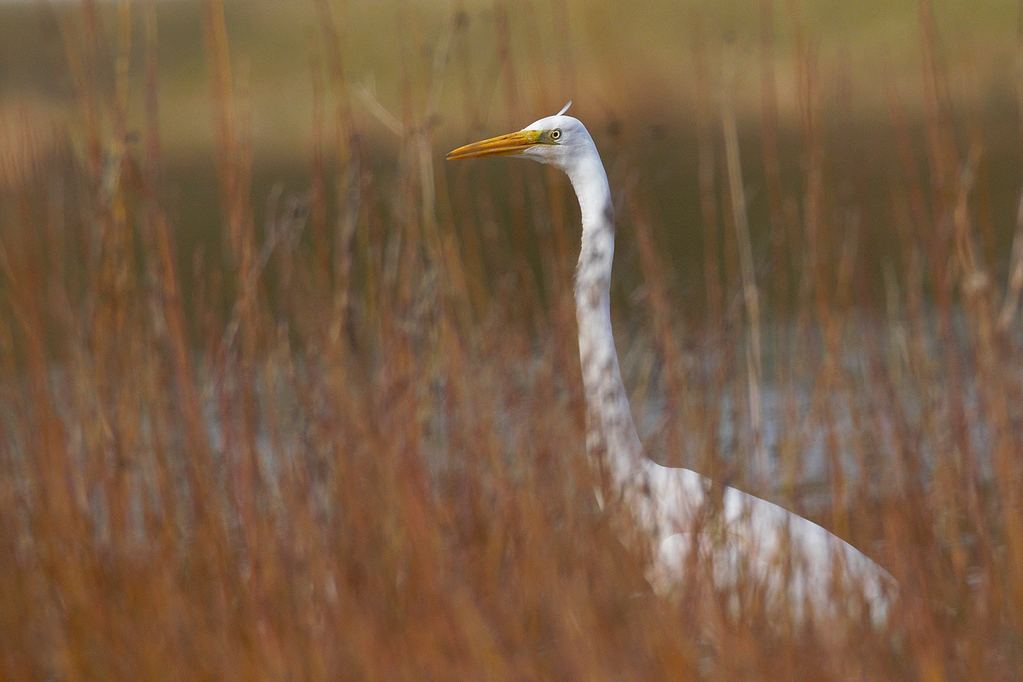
<box><xmin>493</xmin><ymin>2</ymin><xmax>540</xmax><ymax>323</ymax></box>
<box><xmin>691</xmin><ymin>16</ymin><xmax>723</xmax><ymax>335</ymax></box>
<box><xmin>1000</xmin><ymin>5</ymin><xmax>1023</xmax><ymax>328</ymax></box>
<box><xmin>4</xmin><ymin>1</ymin><xmax>1023</xmax><ymax>679</ymax></box>
<box><xmin>309</xmin><ymin>42</ymin><xmax>332</xmax><ymax>287</ymax></box>
<box><xmin>722</xmin><ymin>52</ymin><xmax>767</xmax><ymax>492</ymax></box>
<box><xmin>690</xmin><ymin>17</ymin><xmax>730</xmax><ymax>496</ymax></box>
<box><xmin>759</xmin><ymin>0</ymin><xmax>790</xmax><ymax>317</ymax></box>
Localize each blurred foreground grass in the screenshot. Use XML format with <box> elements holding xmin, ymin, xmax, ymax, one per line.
<box><xmin>2</xmin><ymin>0</ymin><xmax>1023</xmax><ymax>679</ymax></box>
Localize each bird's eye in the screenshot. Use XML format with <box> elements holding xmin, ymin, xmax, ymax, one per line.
<box><xmin>550</xmin><ymin>129</ymin><xmax>562</xmax><ymax>141</ymax></box>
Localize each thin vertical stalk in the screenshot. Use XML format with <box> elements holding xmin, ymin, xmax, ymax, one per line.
<box><xmin>309</xmin><ymin>42</ymin><xmax>331</xmax><ymax>288</ymax></box>
<box><xmin>760</xmin><ymin>0</ymin><xmax>789</xmax><ymax>316</ymax></box>
<box><xmin>494</xmin><ymin>2</ymin><xmax>539</xmax><ymax>321</ymax></box>
<box><xmin>692</xmin><ymin>17</ymin><xmax>722</xmax><ymax>334</ymax></box>
<box><xmin>999</xmin><ymin>4</ymin><xmax>1023</xmax><ymax>327</ymax></box>
<box><xmin>954</xmin><ymin>154</ymin><xmax>1023</xmax><ymax>627</ymax></box>
<box><xmin>313</xmin><ymin>0</ymin><xmax>362</xmax><ymax>344</ymax></box>
<box><xmin>691</xmin><ymin>18</ymin><xmax>726</xmax><ymax>496</ymax></box>
<box><xmin>722</xmin><ymin>56</ymin><xmax>767</xmax><ymax>491</ymax></box>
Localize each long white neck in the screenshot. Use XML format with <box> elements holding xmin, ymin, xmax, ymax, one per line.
<box><xmin>563</xmin><ymin>144</ymin><xmax>645</xmax><ymax>486</ymax></box>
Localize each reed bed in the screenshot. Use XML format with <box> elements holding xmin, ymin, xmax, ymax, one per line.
<box><xmin>1</xmin><ymin>0</ymin><xmax>1022</xmax><ymax>679</ymax></box>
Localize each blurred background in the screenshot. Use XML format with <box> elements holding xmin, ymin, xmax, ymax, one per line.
<box><xmin>3</xmin><ymin>0</ymin><xmax>1023</xmax><ymax>679</ymax></box>
<box><xmin>2</xmin><ymin>0</ymin><xmax>1018</xmax><ymax>320</ymax></box>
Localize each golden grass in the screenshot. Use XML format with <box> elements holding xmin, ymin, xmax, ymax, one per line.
<box><xmin>1</xmin><ymin>0</ymin><xmax>1022</xmax><ymax>679</ymax></box>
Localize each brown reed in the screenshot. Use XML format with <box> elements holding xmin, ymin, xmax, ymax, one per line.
<box><xmin>1</xmin><ymin>1</ymin><xmax>1022</xmax><ymax>680</ymax></box>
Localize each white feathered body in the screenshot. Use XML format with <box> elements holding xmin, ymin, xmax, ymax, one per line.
<box><xmin>629</xmin><ymin>459</ymin><xmax>893</xmax><ymax>624</ymax></box>
<box><xmin>552</xmin><ymin>111</ymin><xmax>895</xmax><ymax>626</ymax></box>
<box><xmin>450</xmin><ymin>107</ymin><xmax>897</xmax><ymax>628</ymax></box>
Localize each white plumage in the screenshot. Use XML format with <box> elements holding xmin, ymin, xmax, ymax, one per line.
<box><xmin>448</xmin><ymin>105</ymin><xmax>897</xmax><ymax>627</ymax></box>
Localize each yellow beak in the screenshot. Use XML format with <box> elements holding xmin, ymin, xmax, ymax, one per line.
<box><xmin>446</xmin><ymin>130</ymin><xmax>542</xmax><ymax>160</ymax></box>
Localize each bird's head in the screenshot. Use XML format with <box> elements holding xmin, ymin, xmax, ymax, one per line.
<box><xmin>446</xmin><ymin>102</ymin><xmax>594</xmax><ymax>173</ymax></box>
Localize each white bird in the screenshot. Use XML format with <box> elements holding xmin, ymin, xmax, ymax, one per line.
<box><xmin>447</xmin><ymin>103</ymin><xmax>897</xmax><ymax>627</ymax></box>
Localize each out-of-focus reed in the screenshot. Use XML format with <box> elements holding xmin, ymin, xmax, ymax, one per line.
<box><xmin>1</xmin><ymin>0</ymin><xmax>1022</xmax><ymax>679</ymax></box>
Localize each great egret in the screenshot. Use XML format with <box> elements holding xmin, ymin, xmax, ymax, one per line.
<box><xmin>447</xmin><ymin>103</ymin><xmax>896</xmax><ymax>626</ymax></box>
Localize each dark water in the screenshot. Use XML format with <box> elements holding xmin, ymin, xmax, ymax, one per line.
<box><xmin>159</xmin><ymin>95</ymin><xmax>1023</xmax><ymax>332</ymax></box>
